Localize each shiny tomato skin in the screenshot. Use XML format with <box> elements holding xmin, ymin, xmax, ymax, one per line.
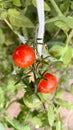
<box><xmin>13</xmin><ymin>45</ymin><xmax>35</xmax><ymax>68</ymax></box>
<box><xmin>23</xmin><ymin>93</ymin><xmax>42</xmax><ymax>108</ymax></box>
<box><xmin>38</xmin><ymin>73</ymin><xmax>57</xmax><ymax>94</ymax></box>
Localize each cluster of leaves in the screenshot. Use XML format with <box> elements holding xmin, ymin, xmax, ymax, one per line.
<box><xmin>0</xmin><ymin>0</ymin><xmax>73</xmax><ymax>130</ymax></box>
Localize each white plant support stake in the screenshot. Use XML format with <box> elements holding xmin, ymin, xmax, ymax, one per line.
<box><xmin>36</xmin><ymin>0</ymin><xmax>45</xmax><ymax>56</ymax></box>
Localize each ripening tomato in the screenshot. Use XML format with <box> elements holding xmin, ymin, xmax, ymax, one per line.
<box><xmin>38</xmin><ymin>73</ymin><xmax>57</xmax><ymax>94</ymax></box>
<box><xmin>23</xmin><ymin>93</ymin><xmax>42</xmax><ymax>108</ymax></box>
<box><xmin>13</xmin><ymin>45</ymin><xmax>35</xmax><ymax>68</ymax></box>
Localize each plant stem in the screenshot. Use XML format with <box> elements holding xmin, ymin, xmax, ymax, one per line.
<box><xmin>4</xmin><ymin>19</ymin><xmax>18</xmax><ymax>35</ymax></box>
<box><xmin>66</xmin><ymin>29</ymin><xmax>73</xmax><ymax>46</ymax></box>
<box><xmin>42</xmin><ymin>102</ymin><xmax>47</xmax><ymax>112</ymax></box>
<box><xmin>45</xmin><ymin>16</ymin><xmax>59</xmax><ymax>24</ymax></box>
<box><xmin>24</xmin><ymin>110</ymin><xmax>30</xmax><ymax>123</ymax></box>
<box><xmin>4</xmin><ymin>19</ymin><xmax>13</xmax><ymax>31</ymax></box>
<box><xmin>32</xmin><ymin>64</ymin><xmax>37</xmax><ymax>93</ymax></box>
<box><xmin>5</xmin><ymin>116</ymin><xmax>17</xmax><ymax>129</ymax></box>
<box><xmin>49</xmin><ymin>0</ymin><xmax>63</xmax><ymax>16</ymax></box>
<box><xmin>6</xmin><ymin>99</ymin><xmax>17</xmax><ymax>110</ymax></box>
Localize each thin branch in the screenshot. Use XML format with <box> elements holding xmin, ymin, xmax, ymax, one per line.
<box><xmin>66</xmin><ymin>29</ymin><xmax>73</xmax><ymax>45</ymax></box>
<box><xmin>49</xmin><ymin>0</ymin><xmax>63</xmax><ymax>16</ymax></box>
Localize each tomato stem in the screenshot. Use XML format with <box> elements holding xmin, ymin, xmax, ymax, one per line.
<box><xmin>66</xmin><ymin>29</ymin><xmax>73</xmax><ymax>46</ymax></box>
<box><xmin>42</xmin><ymin>103</ymin><xmax>47</xmax><ymax>112</ymax></box>
<box><xmin>49</xmin><ymin>0</ymin><xmax>63</xmax><ymax>16</ymax></box>
<box><xmin>32</xmin><ymin>64</ymin><xmax>38</xmax><ymax>93</ymax></box>
<box><xmin>6</xmin><ymin>99</ymin><xmax>17</xmax><ymax>110</ymax></box>
<box><xmin>45</xmin><ymin>16</ymin><xmax>60</xmax><ymax>24</ymax></box>
<box><xmin>4</xmin><ymin>19</ymin><xmax>13</xmax><ymax>31</ymax></box>
<box><xmin>24</xmin><ymin>110</ymin><xmax>31</xmax><ymax>123</ymax></box>
<box><xmin>4</xmin><ymin>19</ymin><xmax>20</xmax><ymax>37</ymax></box>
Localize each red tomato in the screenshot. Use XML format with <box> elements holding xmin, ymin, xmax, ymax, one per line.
<box><xmin>38</xmin><ymin>73</ymin><xmax>57</xmax><ymax>94</ymax></box>
<box><xmin>13</xmin><ymin>45</ymin><xmax>35</xmax><ymax>68</ymax></box>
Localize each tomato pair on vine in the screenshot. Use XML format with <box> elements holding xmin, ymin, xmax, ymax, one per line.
<box><xmin>13</xmin><ymin>45</ymin><xmax>57</xmax><ymax>95</ymax></box>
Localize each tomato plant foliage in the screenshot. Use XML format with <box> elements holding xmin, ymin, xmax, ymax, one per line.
<box><xmin>0</xmin><ymin>0</ymin><xmax>73</xmax><ymax>130</ymax></box>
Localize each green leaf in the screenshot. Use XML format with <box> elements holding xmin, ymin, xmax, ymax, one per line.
<box><xmin>56</xmin><ymin>121</ymin><xmax>61</xmax><ymax>130</ymax></box>
<box><xmin>70</xmin><ymin>83</ymin><xmax>73</xmax><ymax>95</ymax></box>
<box><xmin>13</xmin><ymin>119</ymin><xmax>30</xmax><ymax>130</ymax></box>
<box><xmin>49</xmin><ymin>45</ymin><xmax>64</xmax><ymax>59</ymax></box>
<box><xmin>0</xmin><ymin>11</ymin><xmax>7</xmax><ymax>19</ymax></box>
<box><xmin>55</xmin><ymin>91</ymin><xmax>62</xmax><ymax>99</ymax></box>
<box><xmin>32</xmin><ymin>0</ymin><xmax>50</xmax><ymax>11</ymax></box>
<box><xmin>55</xmin><ymin>20</ymin><xmax>69</xmax><ymax>32</ymax></box>
<box><xmin>44</xmin><ymin>1</ymin><xmax>51</xmax><ymax>11</ymax></box>
<box><xmin>5</xmin><ymin>116</ymin><xmax>15</xmax><ymax>128</ymax></box>
<box><xmin>60</xmin><ymin>2</ymin><xmax>68</xmax><ymax>12</ymax></box>
<box><xmin>23</xmin><ymin>125</ymin><xmax>30</xmax><ymax>130</ymax></box>
<box><xmin>32</xmin><ymin>117</ymin><xmax>42</xmax><ymax>127</ymax></box>
<box><xmin>5</xmin><ymin>116</ymin><xmax>30</xmax><ymax>130</ymax></box>
<box><xmin>7</xmin><ymin>77</ymin><xmax>16</xmax><ymax>94</ymax></box>
<box><xmin>70</xmin><ymin>1</ymin><xmax>73</xmax><ymax>10</ymax></box>
<box><xmin>48</xmin><ymin>105</ymin><xmax>55</xmax><ymax>126</ymax></box>
<box><xmin>66</xmin><ymin>16</ymin><xmax>73</xmax><ymax>28</ymax></box>
<box><xmin>55</xmin><ymin>16</ymin><xmax>73</xmax><ymax>32</ymax></box>
<box><xmin>13</xmin><ymin>0</ymin><xmax>21</xmax><ymax>7</ymax></box>
<box><xmin>0</xmin><ymin>123</ymin><xmax>5</xmax><ymax>130</ymax></box>
<box><xmin>59</xmin><ymin>100</ymin><xmax>73</xmax><ymax>110</ymax></box>
<box><xmin>0</xmin><ymin>88</ymin><xmax>5</xmax><ymax>108</ymax></box>
<box><xmin>61</xmin><ymin>47</ymin><xmax>72</xmax><ymax>65</ymax></box>
<box><xmin>47</xmin><ymin>41</ymin><xmax>64</xmax><ymax>50</ymax></box>
<box><xmin>49</xmin><ymin>44</ymin><xmax>72</xmax><ymax>65</ymax></box>
<box><xmin>38</xmin><ymin>93</ymin><xmax>50</xmax><ymax>101</ymax></box>
<box><xmin>8</xmin><ymin>9</ymin><xmax>34</xmax><ymax>28</ymax></box>
<box><xmin>42</xmin><ymin>45</ymin><xmax>49</xmax><ymax>56</ymax></box>
<box><xmin>38</xmin><ymin>112</ymin><xmax>49</xmax><ymax>127</ymax></box>
<box><xmin>24</xmin><ymin>0</ymin><xmax>32</xmax><ymax>6</ymax></box>
<box><xmin>0</xmin><ymin>29</ymin><xmax>5</xmax><ymax>44</ymax></box>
